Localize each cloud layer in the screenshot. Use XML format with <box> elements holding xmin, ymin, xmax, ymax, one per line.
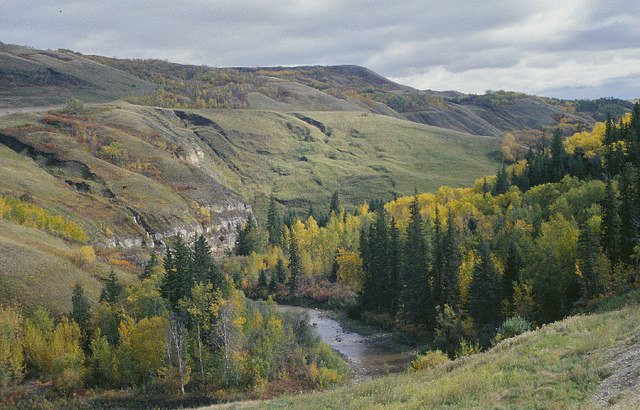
<box><xmin>2</xmin><ymin>0</ymin><xmax>638</xmax><ymax>99</ymax></box>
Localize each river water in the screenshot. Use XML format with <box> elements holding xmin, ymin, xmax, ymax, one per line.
<box><xmin>279</xmin><ymin>306</ymin><xmax>414</xmax><ymax>379</ymax></box>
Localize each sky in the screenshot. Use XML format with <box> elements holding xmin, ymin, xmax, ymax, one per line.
<box><xmin>2</xmin><ymin>0</ymin><xmax>639</xmax><ymax>99</ymax></box>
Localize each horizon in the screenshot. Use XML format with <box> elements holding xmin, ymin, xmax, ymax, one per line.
<box><xmin>2</xmin><ymin>1</ymin><xmax>639</xmax><ymax>100</ymax></box>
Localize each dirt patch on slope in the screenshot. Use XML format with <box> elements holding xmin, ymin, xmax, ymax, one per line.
<box><xmin>591</xmin><ymin>334</ymin><xmax>640</xmax><ymax>407</ymax></box>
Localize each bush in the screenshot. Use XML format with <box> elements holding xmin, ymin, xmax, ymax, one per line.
<box><xmin>455</xmin><ymin>338</ymin><xmax>481</xmax><ymax>358</ymax></box>
<box><xmin>409</xmin><ymin>350</ymin><xmax>449</xmax><ymax>372</ymax></box>
<box><xmin>493</xmin><ymin>316</ymin><xmax>532</xmax><ymax>344</ymax></box>
<box><xmin>63</xmin><ymin>98</ymin><xmax>85</xmax><ymax>115</ymax></box>
<box><xmin>0</xmin><ymin>306</ymin><xmax>24</xmax><ymax>388</ymax></box>
<box><xmin>69</xmin><ymin>246</ymin><xmax>96</xmax><ymax>267</ymax></box>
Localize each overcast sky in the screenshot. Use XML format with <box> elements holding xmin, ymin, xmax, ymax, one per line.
<box><xmin>2</xmin><ymin>1</ymin><xmax>639</xmax><ymax>99</ymax></box>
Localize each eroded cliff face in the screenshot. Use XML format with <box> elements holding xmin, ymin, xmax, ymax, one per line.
<box><xmin>102</xmin><ymin>201</ymin><xmax>251</xmax><ymax>254</ymax></box>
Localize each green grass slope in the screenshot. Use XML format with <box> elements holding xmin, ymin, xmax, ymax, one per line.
<box><xmin>0</xmin><ymin>220</ymin><xmax>133</xmax><ymax>314</ymax></box>
<box><xmin>232</xmin><ymin>294</ymin><xmax>640</xmax><ymax>409</ymax></box>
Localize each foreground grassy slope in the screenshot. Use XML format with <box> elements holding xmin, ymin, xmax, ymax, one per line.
<box><xmin>237</xmin><ymin>294</ymin><xmax>640</xmax><ymax>408</ymax></box>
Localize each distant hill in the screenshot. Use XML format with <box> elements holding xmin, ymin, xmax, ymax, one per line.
<box><xmin>0</xmin><ymin>43</ymin><xmax>154</xmax><ymax>107</ymax></box>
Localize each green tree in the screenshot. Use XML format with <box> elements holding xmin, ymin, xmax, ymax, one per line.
<box><xmin>266</xmin><ymin>195</ymin><xmax>282</xmax><ymax>246</ymax></box>
<box><xmin>140</xmin><ymin>251</ymin><xmax>159</xmax><ymax>280</ymax></box>
<box><xmin>492</xmin><ymin>164</ymin><xmax>510</xmax><ymax>195</ymax></box>
<box><xmin>577</xmin><ymin>224</ymin><xmax>602</xmax><ymax>300</ymax></box>
<box><xmin>440</xmin><ymin>210</ymin><xmax>461</xmax><ymax>309</ymax></box>
<box><xmin>601</xmin><ymin>179</ymin><xmax>622</xmax><ymax>264</ymax></box>
<box><xmin>71</xmin><ymin>283</ymin><xmax>91</xmax><ymax>344</ymax></box>
<box><xmin>288</xmin><ymin>232</ymin><xmax>302</xmax><ymax>294</ymax></box>
<box><xmin>100</xmin><ymin>271</ymin><xmax>124</xmax><ymax>305</ymax></box>
<box><xmin>468</xmin><ymin>241</ymin><xmax>502</xmax><ymax>329</ymax></box>
<box><xmin>401</xmin><ymin>195</ymin><xmax>431</xmax><ymax>326</ymax></box>
<box><xmin>330</xmin><ymin>190</ymin><xmax>341</xmax><ymax>216</ymax></box>
<box><xmin>502</xmin><ymin>241</ymin><xmax>523</xmax><ymax>305</ymax></box>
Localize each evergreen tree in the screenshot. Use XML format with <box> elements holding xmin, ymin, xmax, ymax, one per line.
<box><xmin>619</xmin><ymin>164</ymin><xmax>639</xmax><ymax>262</ymax></box>
<box><xmin>361</xmin><ymin>210</ymin><xmax>390</xmax><ymax>313</ymax></box>
<box><xmin>431</xmin><ymin>207</ymin><xmax>444</xmax><ymax>308</ymax></box>
<box><xmin>401</xmin><ymin>195</ymin><xmax>431</xmax><ymax>326</ymax></box>
<box><xmin>258</xmin><ymin>270</ymin><xmax>268</xmax><ymax>290</ymax></box>
<box><xmin>502</xmin><ymin>241</ymin><xmax>523</xmax><ymax>304</ymax></box>
<box><xmin>192</xmin><ymin>234</ymin><xmax>212</xmax><ymax>284</ymax></box>
<box><xmin>329</xmin><ymin>251</ymin><xmax>339</xmax><ymax>283</ymax></box>
<box><xmin>329</xmin><ymin>190</ymin><xmax>341</xmax><ymax>216</ymax></box>
<box><xmin>71</xmin><ymin>283</ymin><xmax>91</xmax><ymax>341</ymax></box>
<box><xmin>288</xmin><ymin>232</ymin><xmax>302</xmax><ymax>294</ymax></box>
<box><xmin>140</xmin><ymin>250</ymin><xmax>158</xmax><ymax>280</ymax></box>
<box><xmin>388</xmin><ymin>217</ymin><xmax>401</xmax><ymax>316</ymax></box>
<box><xmin>492</xmin><ymin>164</ymin><xmax>510</xmax><ymax>195</ymax></box>
<box><xmin>601</xmin><ymin>179</ymin><xmax>622</xmax><ymax>264</ymax></box>
<box><xmin>440</xmin><ymin>210</ymin><xmax>461</xmax><ymax>308</ymax></box>
<box><xmin>266</xmin><ymin>195</ymin><xmax>282</xmax><ymax>246</ymax></box>
<box><xmin>577</xmin><ymin>224</ymin><xmax>602</xmax><ymax>300</ymax></box>
<box><xmin>234</xmin><ymin>216</ymin><xmax>260</xmax><ymax>256</ymax></box>
<box><xmin>275</xmin><ymin>257</ymin><xmax>287</xmax><ymax>285</ymax></box>
<box><xmin>100</xmin><ymin>270</ymin><xmax>124</xmax><ymax>305</ymax></box>
<box><xmin>468</xmin><ymin>241</ymin><xmax>502</xmax><ymax>328</ymax></box>
<box><xmin>550</xmin><ymin>129</ymin><xmax>566</xmax><ymax>182</ymax></box>
<box><xmin>160</xmin><ymin>236</ymin><xmax>192</xmax><ymax>310</ymax></box>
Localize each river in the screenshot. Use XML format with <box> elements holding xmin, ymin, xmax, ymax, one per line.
<box><xmin>279</xmin><ymin>306</ymin><xmax>414</xmax><ymax>379</ymax></box>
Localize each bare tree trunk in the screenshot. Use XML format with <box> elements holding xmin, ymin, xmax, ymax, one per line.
<box><xmin>197</xmin><ymin>321</ymin><xmax>204</xmax><ymax>383</ymax></box>
<box><xmin>170</xmin><ymin>316</ymin><xmax>186</xmax><ymax>395</ymax></box>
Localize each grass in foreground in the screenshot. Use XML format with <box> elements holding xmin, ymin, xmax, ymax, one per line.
<box><xmin>228</xmin><ymin>292</ymin><xmax>640</xmax><ymax>409</ymax></box>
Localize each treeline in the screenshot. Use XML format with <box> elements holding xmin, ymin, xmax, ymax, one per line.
<box><xmin>0</xmin><ymin>235</ymin><xmax>346</xmax><ymax>405</ymax></box>
<box><xmin>228</xmin><ymin>103</ymin><xmax>640</xmax><ymax>353</ymax></box>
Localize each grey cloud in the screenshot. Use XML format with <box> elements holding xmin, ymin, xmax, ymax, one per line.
<box><xmin>1</xmin><ymin>0</ymin><xmax>639</xmax><ymax>98</ymax></box>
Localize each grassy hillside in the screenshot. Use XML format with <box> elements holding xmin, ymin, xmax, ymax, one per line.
<box><xmin>0</xmin><ymin>43</ymin><xmax>154</xmax><ymax>107</ymax></box>
<box><xmin>230</xmin><ymin>293</ymin><xmax>640</xmax><ymax>409</ymax></box>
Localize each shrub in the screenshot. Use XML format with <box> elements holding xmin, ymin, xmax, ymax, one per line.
<box><xmin>63</xmin><ymin>98</ymin><xmax>85</xmax><ymax>115</ymax></box>
<box><xmin>455</xmin><ymin>338</ymin><xmax>481</xmax><ymax>358</ymax></box>
<box><xmin>493</xmin><ymin>316</ymin><xmax>532</xmax><ymax>344</ymax></box>
<box><xmin>409</xmin><ymin>350</ymin><xmax>449</xmax><ymax>372</ymax></box>
<box><xmin>97</xmin><ymin>142</ymin><xmax>128</xmax><ymax>164</ymax></box>
<box><xmin>69</xmin><ymin>246</ymin><xmax>96</xmax><ymax>267</ymax></box>
<box><xmin>0</xmin><ymin>306</ymin><xmax>24</xmax><ymax>388</ymax></box>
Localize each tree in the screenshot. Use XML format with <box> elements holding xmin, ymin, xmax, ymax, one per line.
<box><xmin>258</xmin><ymin>270</ymin><xmax>269</xmax><ymax>290</ymax></box>
<box><xmin>601</xmin><ymin>179</ymin><xmax>622</xmax><ymax>264</ymax></box>
<box><xmin>388</xmin><ymin>217</ymin><xmax>401</xmax><ymax>316</ymax></box>
<box><xmin>550</xmin><ymin>128</ymin><xmax>566</xmax><ymax>182</ymax></box>
<box><xmin>140</xmin><ymin>251</ymin><xmax>159</xmax><ymax>280</ymax></box>
<box><xmin>275</xmin><ymin>257</ymin><xmax>287</xmax><ymax>285</ymax></box>
<box><xmin>288</xmin><ymin>232</ymin><xmax>302</xmax><ymax>294</ymax></box>
<box><xmin>401</xmin><ymin>195</ymin><xmax>431</xmax><ymax>326</ymax></box>
<box><xmin>577</xmin><ymin>223</ymin><xmax>602</xmax><ymax>300</ymax></box>
<box><xmin>440</xmin><ymin>210</ymin><xmax>461</xmax><ymax>309</ymax></box>
<box><xmin>492</xmin><ymin>164</ymin><xmax>510</xmax><ymax>195</ymax></box>
<box><xmin>468</xmin><ymin>241</ymin><xmax>502</xmax><ymax>329</ymax></box>
<box><xmin>266</xmin><ymin>195</ymin><xmax>282</xmax><ymax>246</ymax></box>
<box><xmin>71</xmin><ymin>283</ymin><xmax>91</xmax><ymax>344</ymax></box>
<box><xmin>100</xmin><ymin>270</ymin><xmax>124</xmax><ymax>305</ymax></box>
<box><xmin>330</xmin><ymin>190</ymin><xmax>341</xmax><ymax>216</ymax></box>
<box><xmin>502</xmin><ymin>241</ymin><xmax>523</xmax><ymax>305</ymax></box>
<box><xmin>191</xmin><ymin>234</ymin><xmax>212</xmax><ymax>284</ymax></box>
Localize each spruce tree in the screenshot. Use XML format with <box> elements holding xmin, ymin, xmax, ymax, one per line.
<box><xmin>192</xmin><ymin>234</ymin><xmax>212</xmax><ymax>284</ymax></box>
<box><xmin>71</xmin><ymin>283</ymin><xmax>91</xmax><ymax>340</ymax></box>
<box><xmin>577</xmin><ymin>224</ymin><xmax>602</xmax><ymax>300</ymax></box>
<box><xmin>329</xmin><ymin>251</ymin><xmax>339</xmax><ymax>283</ymax></box>
<box><xmin>619</xmin><ymin>164</ymin><xmax>638</xmax><ymax>262</ymax></box>
<box><xmin>258</xmin><ymin>270</ymin><xmax>269</xmax><ymax>290</ymax></box>
<box><xmin>503</xmin><ymin>241</ymin><xmax>522</xmax><ymax>304</ymax></box>
<box><xmin>388</xmin><ymin>217</ymin><xmax>401</xmax><ymax>316</ymax></box>
<box><xmin>550</xmin><ymin>129</ymin><xmax>566</xmax><ymax>182</ymax></box>
<box><xmin>431</xmin><ymin>206</ymin><xmax>444</xmax><ymax>309</ymax></box>
<box><xmin>401</xmin><ymin>195</ymin><xmax>431</xmax><ymax>326</ymax></box>
<box><xmin>100</xmin><ymin>270</ymin><xmax>124</xmax><ymax>305</ymax></box>
<box><xmin>266</xmin><ymin>195</ymin><xmax>282</xmax><ymax>246</ymax></box>
<box><xmin>601</xmin><ymin>179</ymin><xmax>622</xmax><ymax>264</ymax></box>
<box><xmin>441</xmin><ymin>210</ymin><xmax>461</xmax><ymax>308</ymax></box>
<box><xmin>275</xmin><ymin>257</ymin><xmax>287</xmax><ymax>285</ymax></box>
<box><xmin>140</xmin><ymin>250</ymin><xmax>158</xmax><ymax>280</ymax></box>
<box><xmin>468</xmin><ymin>241</ymin><xmax>502</xmax><ymax>327</ymax></box>
<box><xmin>288</xmin><ymin>232</ymin><xmax>302</xmax><ymax>294</ymax></box>
<box><xmin>492</xmin><ymin>164</ymin><xmax>510</xmax><ymax>195</ymax></box>
<box><xmin>329</xmin><ymin>190</ymin><xmax>341</xmax><ymax>216</ymax></box>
